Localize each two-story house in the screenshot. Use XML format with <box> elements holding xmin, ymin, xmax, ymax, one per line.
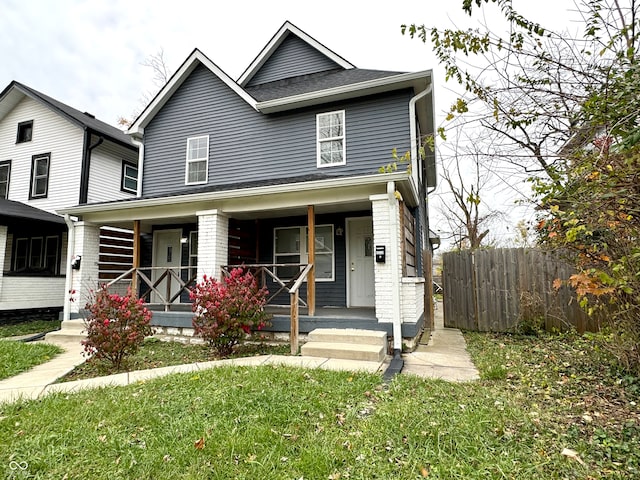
<box><xmin>60</xmin><ymin>22</ymin><xmax>437</xmax><ymax>352</ymax></box>
<box><xmin>0</xmin><ymin>81</ymin><xmax>138</xmax><ymax>320</ymax></box>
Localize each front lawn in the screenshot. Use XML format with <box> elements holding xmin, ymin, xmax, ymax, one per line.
<box><xmin>0</xmin><ymin>319</ymin><xmax>61</xmax><ymax>338</ymax></box>
<box><xmin>0</xmin><ymin>332</ymin><xmax>637</xmax><ymax>479</ymax></box>
<box><xmin>0</xmin><ymin>341</ymin><xmax>63</xmax><ymax>381</ymax></box>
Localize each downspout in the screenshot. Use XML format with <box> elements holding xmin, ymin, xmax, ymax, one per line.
<box><xmin>388</xmin><ymin>181</ymin><xmax>402</xmax><ymax>353</ymax></box>
<box><xmin>130</xmin><ymin>131</ymin><xmax>144</xmax><ymax>198</ymax></box>
<box><xmin>383</xmin><ymin>180</ymin><xmax>404</xmax><ymax>382</ymax></box>
<box><xmin>385</xmin><ymin>83</ymin><xmax>435</xmax><ymax>382</ymax></box>
<box><xmin>79</xmin><ymin>129</ymin><xmax>104</xmax><ymax>204</ymax></box>
<box><xmin>409</xmin><ymin>83</ymin><xmax>433</xmax><ymax>176</ymax></box>
<box><xmin>62</xmin><ymin>214</ymin><xmax>75</xmax><ymax>321</ymax></box>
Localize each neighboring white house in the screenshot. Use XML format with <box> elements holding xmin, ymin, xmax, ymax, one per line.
<box><xmin>0</xmin><ymin>81</ymin><xmax>138</xmax><ymax>319</ymax></box>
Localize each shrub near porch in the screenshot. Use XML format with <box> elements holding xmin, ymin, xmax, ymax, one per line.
<box><xmin>191</xmin><ymin>267</ymin><xmax>270</xmax><ymax>356</ymax></box>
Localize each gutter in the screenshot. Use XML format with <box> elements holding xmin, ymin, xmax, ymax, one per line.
<box><xmin>130</xmin><ymin>132</ymin><xmax>144</xmax><ymax>197</ymax></box>
<box><xmin>59</xmin><ymin>171</ymin><xmax>412</xmax><ymax>216</ymax></box>
<box><xmin>79</xmin><ymin>130</ymin><xmax>104</xmax><ymax>204</ymax></box>
<box><xmin>62</xmin><ymin>214</ymin><xmax>75</xmax><ymax>321</ymax></box>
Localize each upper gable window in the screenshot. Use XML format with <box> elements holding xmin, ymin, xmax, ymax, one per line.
<box><xmin>121</xmin><ymin>161</ymin><xmax>138</xmax><ymax>193</ymax></box>
<box><xmin>30</xmin><ymin>153</ymin><xmax>50</xmax><ymax>199</ymax></box>
<box><xmin>185</xmin><ymin>136</ymin><xmax>209</xmax><ymax>185</ymax></box>
<box><xmin>17</xmin><ymin>120</ymin><xmax>33</xmax><ymax>143</ymax></box>
<box><xmin>0</xmin><ymin>160</ymin><xmax>10</xmax><ymax>199</ymax></box>
<box><xmin>317</xmin><ymin>111</ymin><xmax>345</xmax><ymax>167</ymax></box>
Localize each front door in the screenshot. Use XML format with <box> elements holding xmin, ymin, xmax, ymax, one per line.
<box><xmin>347</xmin><ymin>217</ymin><xmax>375</xmax><ymax>307</ymax></box>
<box><xmin>152</xmin><ymin>229</ymin><xmax>182</xmax><ymax>304</ymax></box>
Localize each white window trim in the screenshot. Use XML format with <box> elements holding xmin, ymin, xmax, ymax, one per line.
<box><xmin>273</xmin><ymin>225</ymin><xmax>335</xmax><ymax>282</ymax></box>
<box><xmin>316</xmin><ymin>110</ymin><xmax>346</xmax><ymax>168</ymax></box>
<box><xmin>30</xmin><ymin>154</ymin><xmax>50</xmax><ymax>198</ymax></box>
<box><xmin>0</xmin><ymin>160</ymin><xmax>10</xmax><ymax>199</ymax></box>
<box><xmin>185</xmin><ymin>135</ymin><xmax>209</xmax><ymax>185</ymax></box>
<box><xmin>122</xmin><ymin>161</ymin><xmax>138</xmax><ymax>193</ymax></box>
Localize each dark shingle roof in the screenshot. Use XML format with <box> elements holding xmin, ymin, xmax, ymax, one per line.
<box><xmin>0</xmin><ymin>199</ymin><xmax>66</xmax><ymax>225</ymax></box>
<box><xmin>6</xmin><ymin>81</ymin><xmax>135</xmax><ymax>149</ymax></box>
<box><xmin>245</xmin><ymin>68</ymin><xmax>407</xmax><ymax>102</ymax></box>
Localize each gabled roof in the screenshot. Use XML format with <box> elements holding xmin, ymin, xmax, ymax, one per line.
<box><xmin>238</xmin><ymin>21</ymin><xmax>355</xmax><ymax>87</ymax></box>
<box><xmin>0</xmin><ymin>81</ymin><xmax>135</xmax><ymax>149</ymax></box>
<box><xmin>129</xmin><ymin>21</ymin><xmax>433</xmax><ymax>132</ymax></box>
<box><xmin>128</xmin><ymin>49</ymin><xmax>258</xmax><ymax>136</ymax></box>
<box><xmin>0</xmin><ymin>198</ymin><xmax>66</xmax><ymax>225</ymax></box>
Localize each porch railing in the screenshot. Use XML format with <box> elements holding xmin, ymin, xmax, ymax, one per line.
<box><xmin>106</xmin><ymin>266</ymin><xmax>197</xmax><ymax>311</ymax></box>
<box><xmin>107</xmin><ymin>264</ymin><xmax>313</xmax><ymax>354</ymax></box>
<box><xmin>221</xmin><ymin>263</ymin><xmax>313</xmax><ymax>355</ymax></box>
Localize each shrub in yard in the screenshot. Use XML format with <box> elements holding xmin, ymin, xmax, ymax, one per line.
<box><xmin>82</xmin><ymin>286</ymin><xmax>153</xmax><ymax>370</ymax></box>
<box><xmin>190</xmin><ymin>267</ymin><xmax>270</xmax><ymax>356</ymax></box>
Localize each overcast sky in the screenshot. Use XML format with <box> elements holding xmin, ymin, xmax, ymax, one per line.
<box><xmin>1</xmin><ymin>0</ymin><xmax>577</xmax><ymax>245</ymax></box>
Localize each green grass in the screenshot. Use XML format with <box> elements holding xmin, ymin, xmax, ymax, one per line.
<box><xmin>0</xmin><ymin>333</ymin><xmax>638</xmax><ymax>479</ymax></box>
<box><xmin>0</xmin><ymin>319</ymin><xmax>61</xmax><ymax>338</ymax></box>
<box><xmin>0</xmin><ymin>341</ymin><xmax>63</xmax><ymax>380</ymax></box>
<box><xmin>59</xmin><ymin>337</ymin><xmax>291</xmax><ymax>382</ymax></box>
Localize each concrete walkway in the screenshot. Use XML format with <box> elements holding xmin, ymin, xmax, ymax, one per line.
<box><xmin>401</xmin><ymin>303</ymin><xmax>480</xmax><ymax>381</ymax></box>
<box><xmin>0</xmin><ymin>306</ymin><xmax>478</xmax><ymax>404</ymax></box>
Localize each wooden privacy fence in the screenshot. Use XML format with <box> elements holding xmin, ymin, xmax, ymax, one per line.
<box><xmin>442</xmin><ymin>248</ymin><xmax>598</xmax><ymax>333</ymax></box>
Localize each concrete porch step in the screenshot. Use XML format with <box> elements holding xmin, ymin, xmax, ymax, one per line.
<box><xmin>301</xmin><ymin>341</ymin><xmax>386</xmax><ymax>363</ymax></box>
<box><xmin>302</xmin><ymin>328</ymin><xmax>388</xmax><ymax>362</ymax></box>
<box><xmin>45</xmin><ymin>319</ymin><xmax>87</xmax><ymax>342</ymax></box>
<box><xmin>307</xmin><ymin>328</ymin><xmax>387</xmax><ymax>346</ymax></box>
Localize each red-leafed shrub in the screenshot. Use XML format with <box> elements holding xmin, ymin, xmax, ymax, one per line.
<box><xmin>82</xmin><ymin>286</ymin><xmax>153</xmax><ymax>370</ymax></box>
<box><xmin>190</xmin><ymin>268</ymin><xmax>270</xmax><ymax>356</ymax></box>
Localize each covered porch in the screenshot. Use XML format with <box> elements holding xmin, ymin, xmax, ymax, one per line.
<box><xmin>60</xmin><ymin>173</ymin><xmax>432</xmax><ymax>350</ymax></box>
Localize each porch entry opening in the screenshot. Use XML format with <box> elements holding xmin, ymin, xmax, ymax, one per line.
<box><xmin>347</xmin><ymin>217</ymin><xmax>374</xmax><ymax>307</ymax></box>
<box><xmin>152</xmin><ymin>229</ymin><xmax>182</xmax><ymax>304</ymax></box>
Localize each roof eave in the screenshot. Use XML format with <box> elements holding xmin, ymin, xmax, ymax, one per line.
<box><xmin>256</xmin><ymin>70</ymin><xmax>432</xmax><ymax>113</ymax></box>
<box><xmin>59</xmin><ymin>171</ymin><xmax>413</xmax><ymax>216</ymax></box>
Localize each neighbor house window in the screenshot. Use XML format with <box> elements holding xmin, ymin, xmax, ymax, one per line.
<box><xmin>16</xmin><ymin>120</ymin><xmax>33</xmax><ymax>143</ymax></box>
<box><xmin>30</xmin><ymin>153</ymin><xmax>50</xmax><ymax>199</ymax></box>
<box><xmin>0</xmin><ymin>160</ymin><xmax>10</xmax><ymax>199</ymax></box>
<box><xmin>12</xmin><ymin>234</ymin><xmax>61</xmax><ymax>275</ymax></box>
<box><xmin>185</xmin><ymin>135</ymin><xmax>209</xmax><ymax>184</ymax></box>
<box><xmin>317</xmin><ymin>110</ymin><xmax>345</xmax><ymax>167</ymax></box>
<box><xmin>274</xmin><ymin>225</ymin><xmax>334</xmax><ymax>281</ymax></box>
<box><xmin>121</xmin><ymin>161</ymin><xmax>138</xmax><ymax>193</ymax></box>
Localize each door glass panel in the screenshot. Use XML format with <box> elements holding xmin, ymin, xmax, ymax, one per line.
<box><xmin>364</xmin><ymin>236</ymin><xmax>373</xmax><ymax>257</ymax></box>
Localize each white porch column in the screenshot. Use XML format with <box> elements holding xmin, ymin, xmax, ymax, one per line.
<box><xmin>69</xmin><ymin>222</ymin><xmax>100</xmax><ymax>314</ymax></box>
<box><xmin>370</xmin><ymin>189</ymin><xmax>403</xmax><ymax>342</ymax></box>
<box><xmin>196</xmin><ymin>209</ymin><xmax>228</xmax><ymax>281</ymax></box>
<box><xmin>0</xmin><ymin>225</ymin><xmax>7</xmax><ymax>296</ymax></box>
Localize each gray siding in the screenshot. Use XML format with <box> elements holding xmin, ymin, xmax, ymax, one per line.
<box><xmin>143</xmin><ymin>64</ymin><xmax>413</xmax><ymax>197</ymax></box>
<box><xmin>247</xmin><ymin>34</ymin><xmax>342</xmax><ymax>87</ymax></box>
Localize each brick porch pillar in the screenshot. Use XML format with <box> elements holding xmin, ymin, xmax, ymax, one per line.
<box><xmin>69</xmin><ymin>222</ymin><xmax>100</xmax><ymax>314</ymax></box>
<box><xmin>196</xmin><ymin>209</ymin><xmax>228</xmax><ymax>281</ymax></box>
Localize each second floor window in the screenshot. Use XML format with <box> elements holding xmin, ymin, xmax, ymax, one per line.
<box><xmin>30</xmin><ymin>153</ymin><xmax>50</xmax><ymax>199</ymax></box>
<box><xmin>121</xmin><ymin>161</ymin><xmax>138</xmax><ymax>193</ymax></box>
<box><xmin>185</xmin><ymin>135</ymin><xmax>209</xmax><ymax>185</ymax></box>
<box><xmin>16</xmin><ymin>120</ymin><xmax>33</xmax><ymax>143</ymax></box>
<box><xmin>0</xmin><ymin>160</ymin><xmax>10</xmax><ymax>199</ymax></box>
<box><xmin>317</xmin><ymin>110</ymin><xmax>345</xmax><ymax>167</ymax></box>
